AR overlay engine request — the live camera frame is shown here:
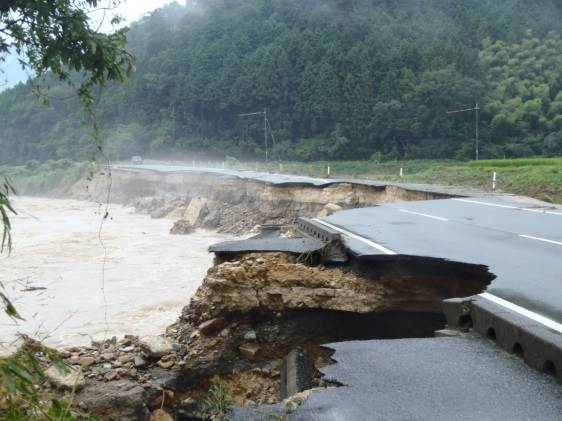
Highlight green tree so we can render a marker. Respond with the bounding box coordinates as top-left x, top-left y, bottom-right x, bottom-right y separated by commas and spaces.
0, 0, 134, 251
480, 31, 562, 156
1, 0, 562, 164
